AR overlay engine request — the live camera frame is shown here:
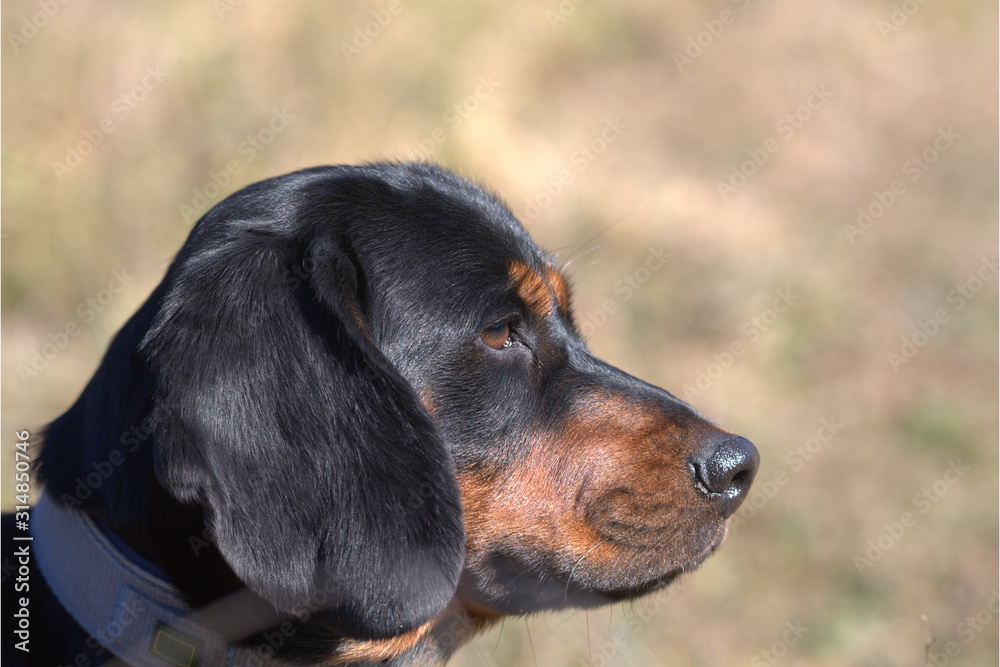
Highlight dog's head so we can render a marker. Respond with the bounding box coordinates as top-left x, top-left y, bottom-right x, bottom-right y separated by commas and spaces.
39, 162, 757, 662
